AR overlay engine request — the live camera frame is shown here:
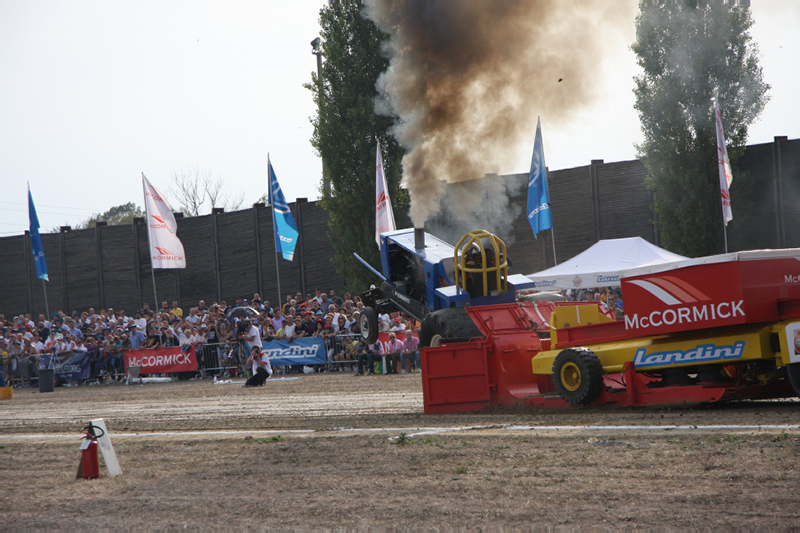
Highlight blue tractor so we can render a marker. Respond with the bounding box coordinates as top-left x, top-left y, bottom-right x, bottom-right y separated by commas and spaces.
355, 227, 537, 346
